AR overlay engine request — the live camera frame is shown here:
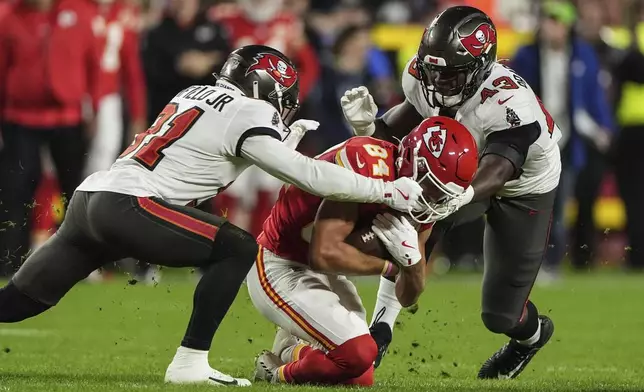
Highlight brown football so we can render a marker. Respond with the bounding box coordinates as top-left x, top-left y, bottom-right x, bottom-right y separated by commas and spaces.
344, 222, 392, 260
